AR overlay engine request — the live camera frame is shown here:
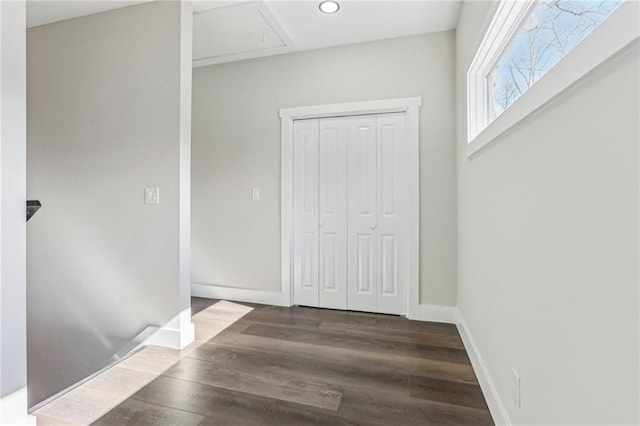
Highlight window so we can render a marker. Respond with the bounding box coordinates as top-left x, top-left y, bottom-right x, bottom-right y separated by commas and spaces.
467, 0, 638, 156
489, 1, 623, 119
